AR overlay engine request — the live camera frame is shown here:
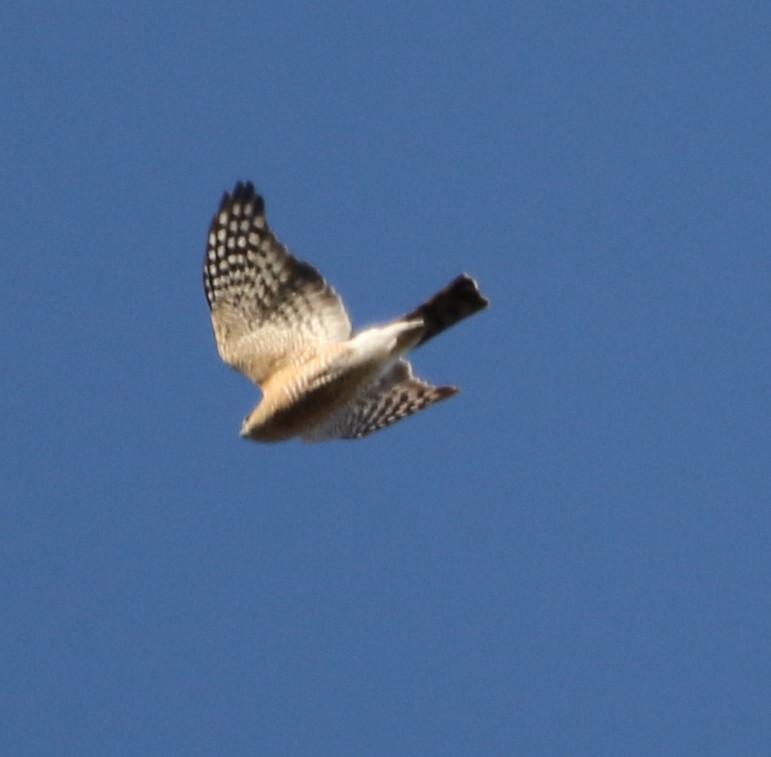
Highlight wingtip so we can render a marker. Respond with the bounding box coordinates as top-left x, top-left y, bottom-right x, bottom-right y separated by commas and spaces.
437, 385, 461, 400
215, 181, 266, 220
